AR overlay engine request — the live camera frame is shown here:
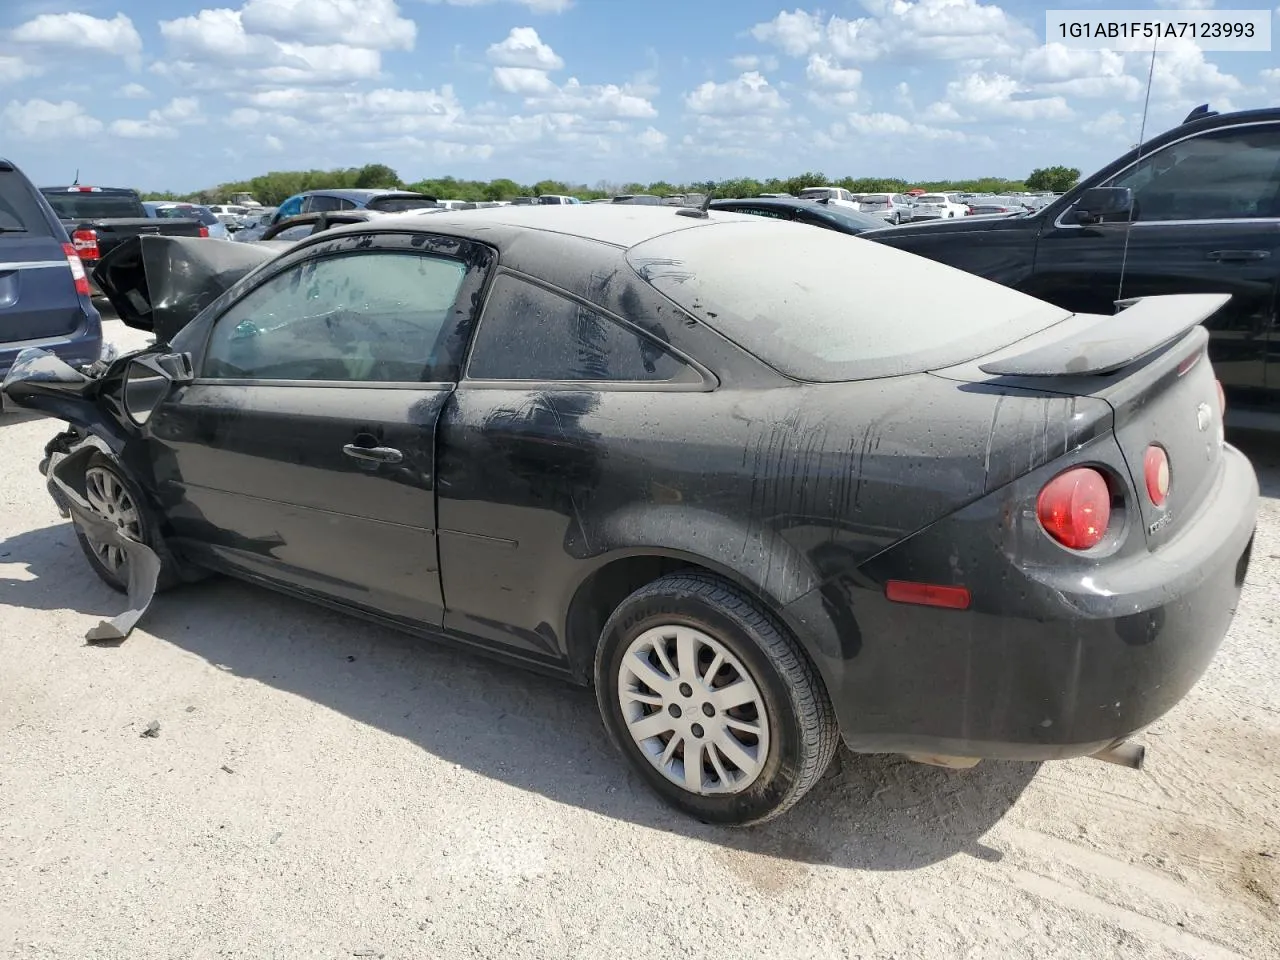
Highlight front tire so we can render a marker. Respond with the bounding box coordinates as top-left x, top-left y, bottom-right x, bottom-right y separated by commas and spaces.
74, 453, 182, 594
595, 573, 838, 826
